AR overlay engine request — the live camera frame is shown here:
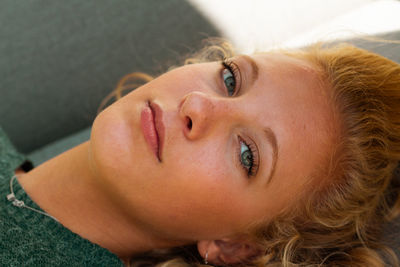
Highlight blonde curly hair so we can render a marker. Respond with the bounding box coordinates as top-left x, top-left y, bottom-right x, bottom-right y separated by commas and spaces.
107, 38, 400, 267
